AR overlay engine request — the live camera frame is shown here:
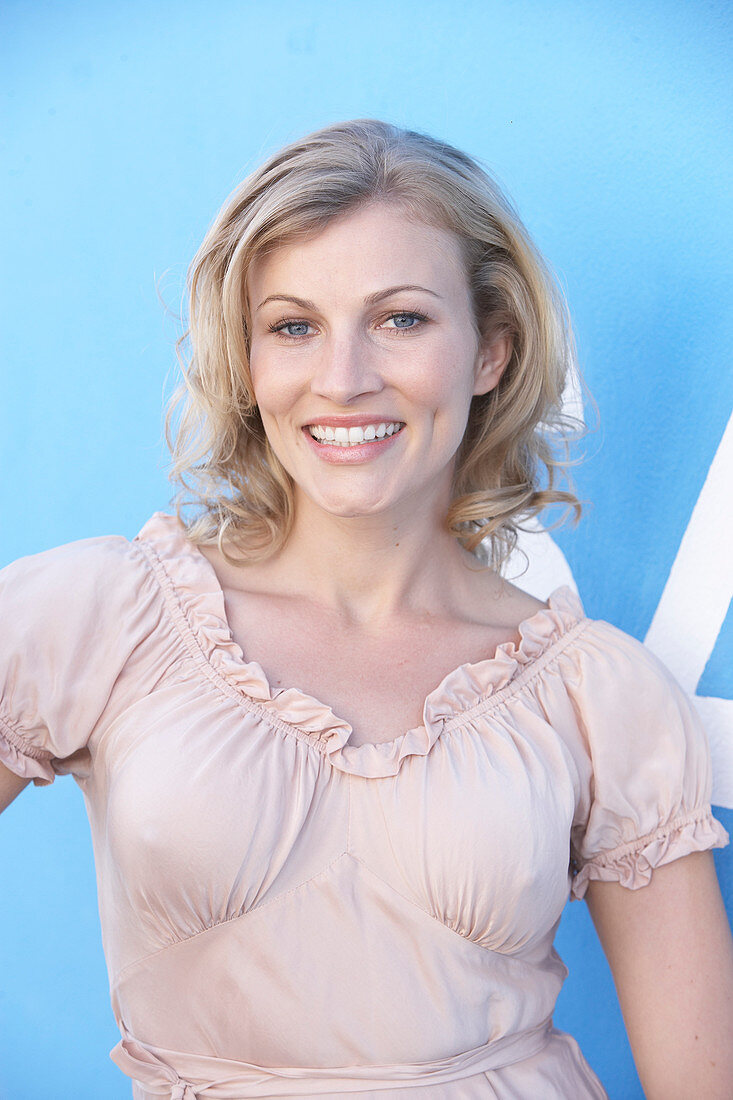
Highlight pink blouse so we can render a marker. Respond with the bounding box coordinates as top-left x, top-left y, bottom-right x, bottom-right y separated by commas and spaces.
0, 512, 727, 1099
